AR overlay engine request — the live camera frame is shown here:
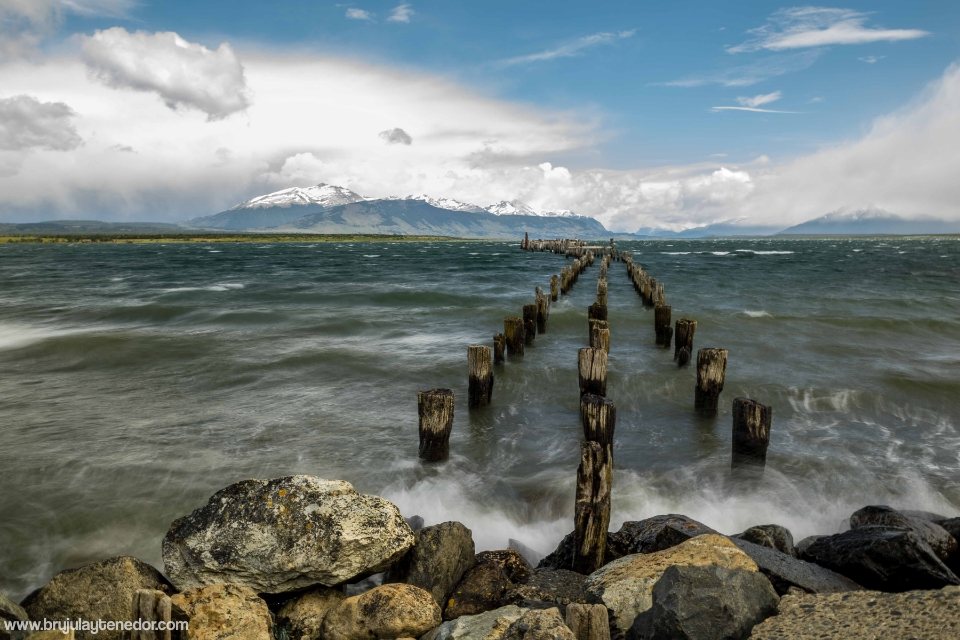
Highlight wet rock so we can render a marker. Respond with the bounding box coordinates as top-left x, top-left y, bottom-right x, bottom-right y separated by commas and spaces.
388, 521, 475, 606
509, 539, 546, 567
1, 592, 28, 640
422, 605, 528, 640
320, 583, 440, 640
794, 535, 825, 557
504, 569, 589, 615
276, 587, 345, 640
850, 505, 958, 564
731, 538, 862, 595
20, 556, 172, 640
629, 565, 778, 640
445, 551, 532, 620
170, 583, 272, 640
584, 534, 758, 635
405, 515, 425, 532
799, 525, 960, 591
162, 476, 414, 592
902, 509, 950, 523
503, 607, 576, 640
736, 525, 795, 557
608, 515, 717, 557
748, 586, 960, 640
941, 517, 960, 542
